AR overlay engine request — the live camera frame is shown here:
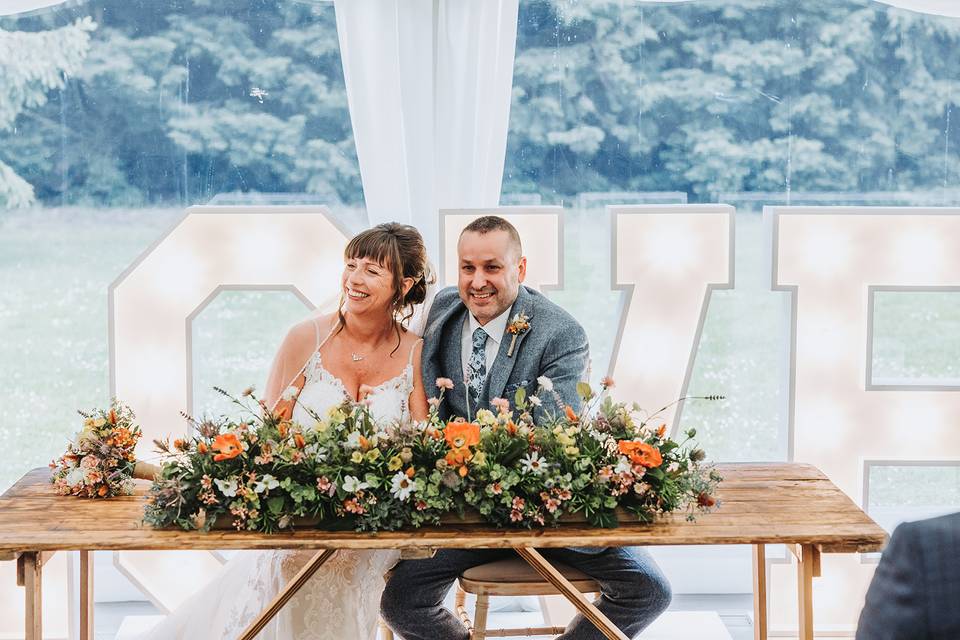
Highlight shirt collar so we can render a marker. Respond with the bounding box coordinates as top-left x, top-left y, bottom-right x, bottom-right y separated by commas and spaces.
468, 305, 512, 345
